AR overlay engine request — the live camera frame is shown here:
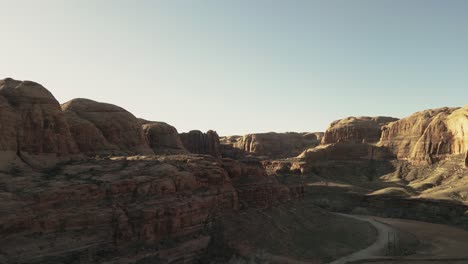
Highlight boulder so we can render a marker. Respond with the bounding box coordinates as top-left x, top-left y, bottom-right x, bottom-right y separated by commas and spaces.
62, 98, 153, 155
